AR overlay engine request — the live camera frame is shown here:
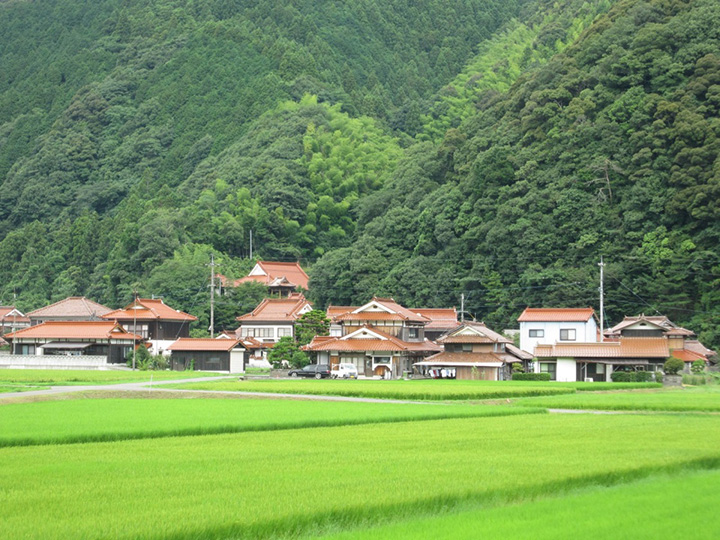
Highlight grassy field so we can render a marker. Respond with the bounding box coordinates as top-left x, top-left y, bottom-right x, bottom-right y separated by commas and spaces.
513, 385, 720, 412
312, 469, 720, 539
162, 378, 635, 400
0, 397, 540, 447
0, 369, 222, 386
2, 414, 720, 539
